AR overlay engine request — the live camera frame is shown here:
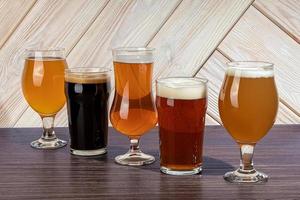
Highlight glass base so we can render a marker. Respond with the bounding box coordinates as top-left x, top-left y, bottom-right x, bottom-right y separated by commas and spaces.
224, 169, 268, 183
115, 151, 155, 166
31, 137, 67, 149
70, 148, 107, 156
160, 166, 202, 175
